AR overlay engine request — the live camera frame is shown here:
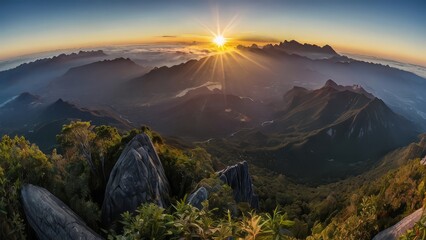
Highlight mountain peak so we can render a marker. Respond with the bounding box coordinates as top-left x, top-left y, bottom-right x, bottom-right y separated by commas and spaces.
16, 92, 40, 102
324, 79, 339, 88
63, 57, 142, 77
250, 44, 259, 49
322, 45, 334, 52
281, 40, 300, 45
7, 50, 107, 72
77, 50, 105, 56
320, 79, 375, 99
52, 98, 71, 107
0, 92, 42, 110
279, 40, 338, 57
235, 40, 338, 59
54, 50, 106, 61
107, 57, 133, 63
